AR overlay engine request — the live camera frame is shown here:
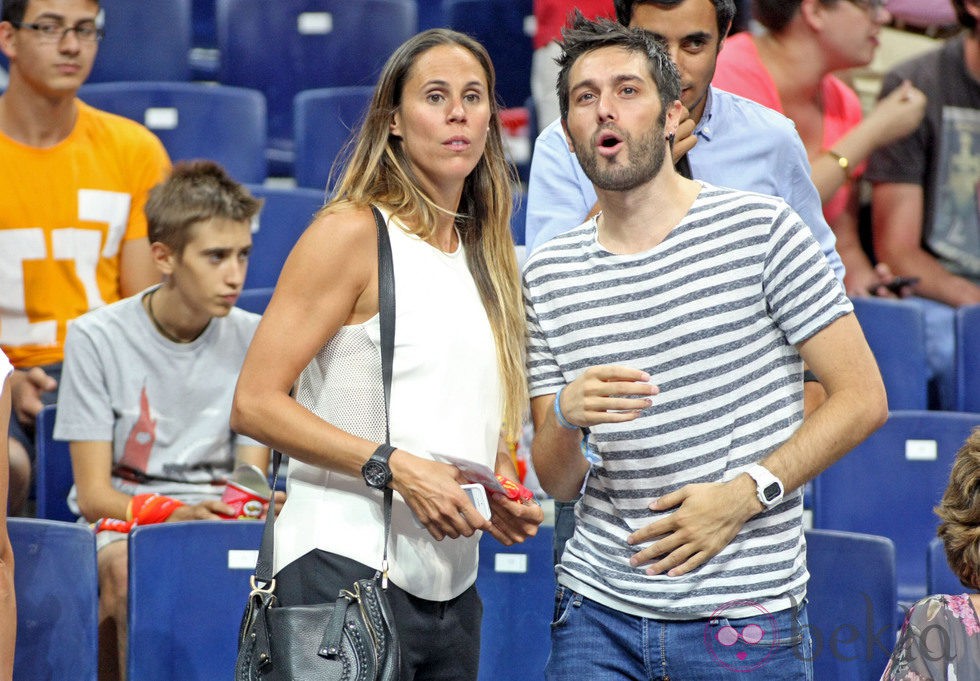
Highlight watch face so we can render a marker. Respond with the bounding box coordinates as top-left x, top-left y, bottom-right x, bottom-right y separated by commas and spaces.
363, 460, 390, 488
763, 481, 781, 502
